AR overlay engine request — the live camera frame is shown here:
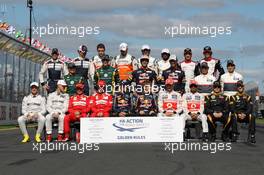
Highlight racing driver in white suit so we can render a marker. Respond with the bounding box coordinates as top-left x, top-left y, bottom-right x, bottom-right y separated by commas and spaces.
182, 80, 208, 141
158, 78, 183, 117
